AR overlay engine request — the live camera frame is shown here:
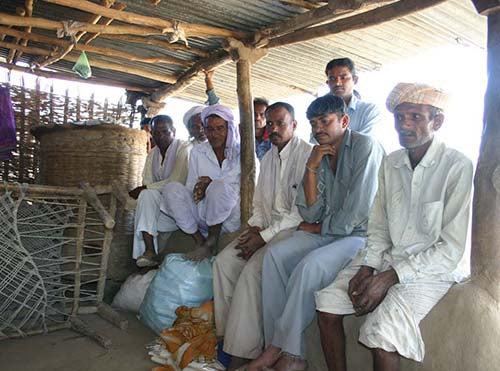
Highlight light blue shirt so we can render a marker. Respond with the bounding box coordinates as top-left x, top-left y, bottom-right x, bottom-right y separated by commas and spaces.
345, 94, 381, 136
296, 129, 385, 238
